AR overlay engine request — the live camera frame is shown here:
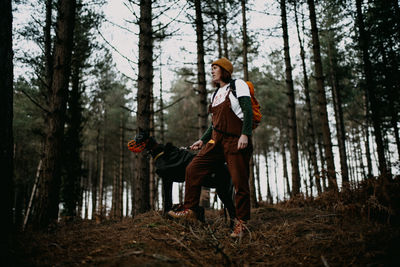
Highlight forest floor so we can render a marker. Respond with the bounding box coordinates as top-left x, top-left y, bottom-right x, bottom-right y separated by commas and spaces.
11, 178, 400, 266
